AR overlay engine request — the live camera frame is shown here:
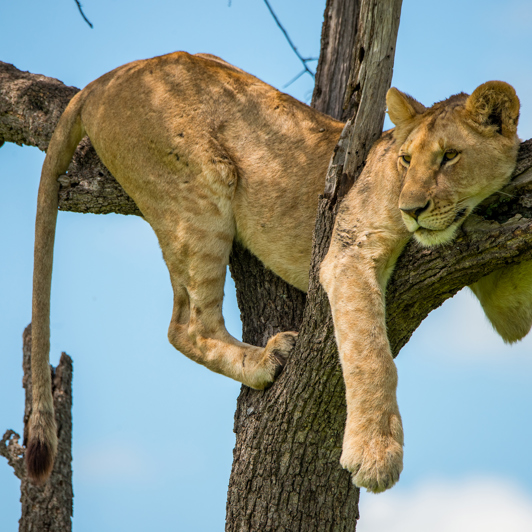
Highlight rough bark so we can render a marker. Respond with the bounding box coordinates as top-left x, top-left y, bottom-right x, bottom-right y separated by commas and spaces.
0, 62, 139, 216
2, 4, 532, 527
312, 0, 360, 121
0, 325, 73, 532
226, 2, 404, 530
